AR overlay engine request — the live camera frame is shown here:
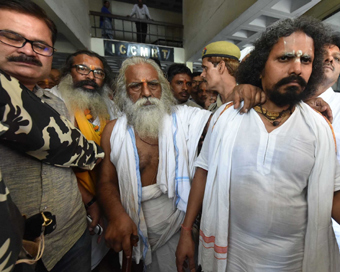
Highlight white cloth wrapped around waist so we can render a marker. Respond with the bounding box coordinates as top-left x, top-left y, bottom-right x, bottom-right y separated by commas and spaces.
141, 184, 184, 251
